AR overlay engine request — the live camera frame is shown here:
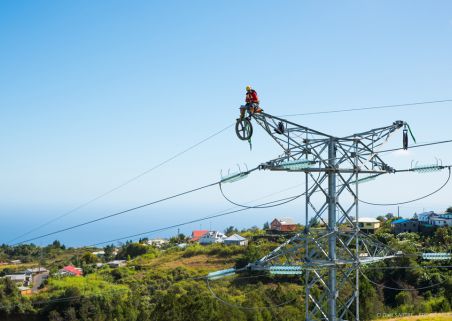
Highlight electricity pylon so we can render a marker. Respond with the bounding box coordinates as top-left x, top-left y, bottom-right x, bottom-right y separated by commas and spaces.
215, 112, 408, 321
